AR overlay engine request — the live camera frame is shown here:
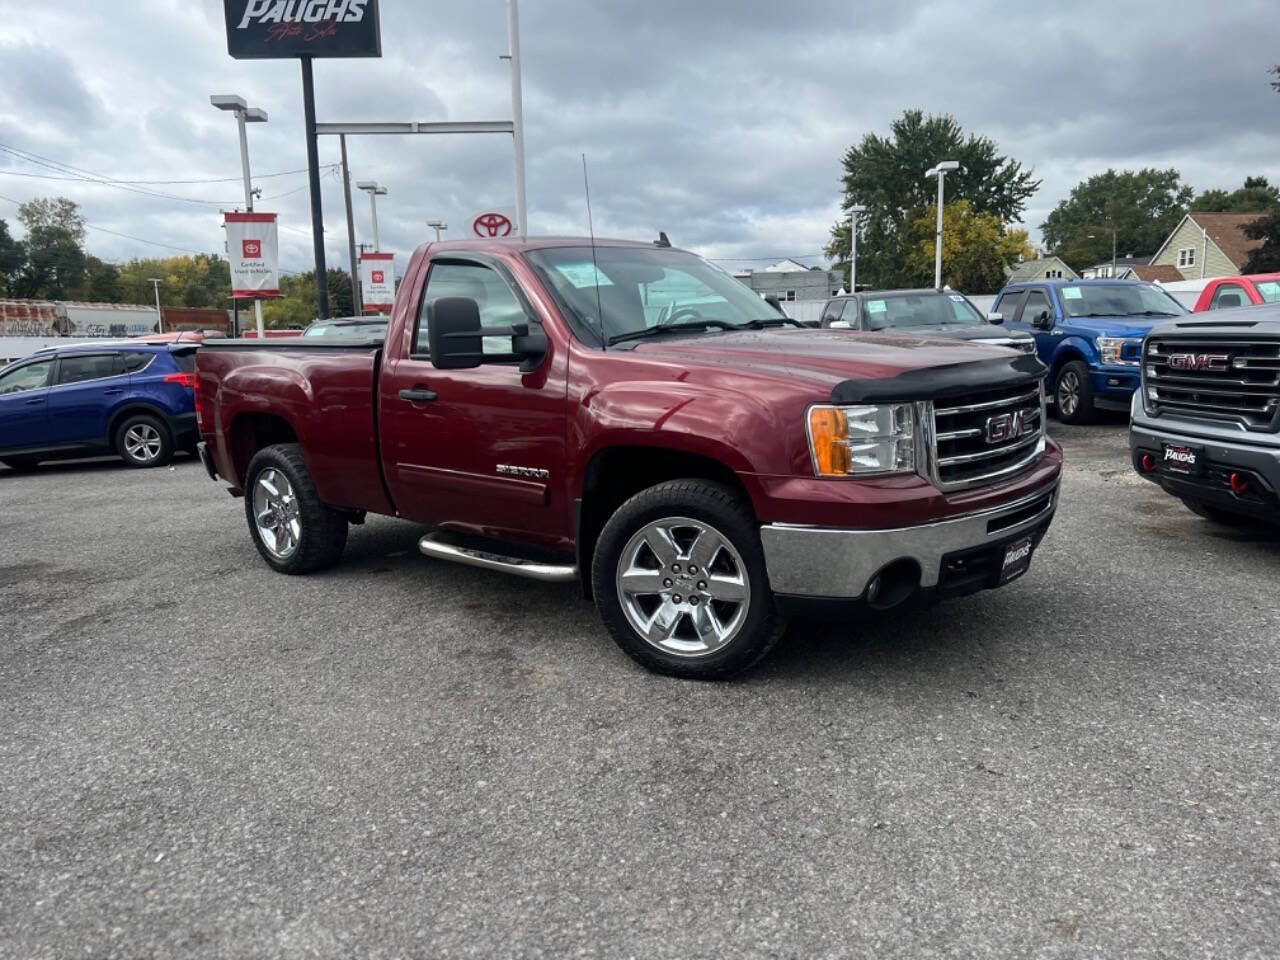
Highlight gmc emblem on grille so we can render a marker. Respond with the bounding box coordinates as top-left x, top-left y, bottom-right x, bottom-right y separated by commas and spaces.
1168, 353, 1229, 372
985, 410, 1029, 444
